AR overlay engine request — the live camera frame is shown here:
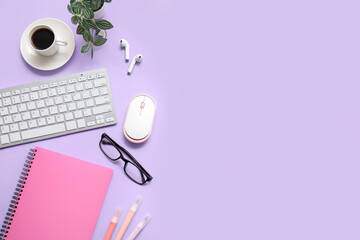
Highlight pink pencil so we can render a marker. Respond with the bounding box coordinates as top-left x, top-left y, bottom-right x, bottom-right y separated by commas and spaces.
114, 196, 142, 240
104, 207, 122, 240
